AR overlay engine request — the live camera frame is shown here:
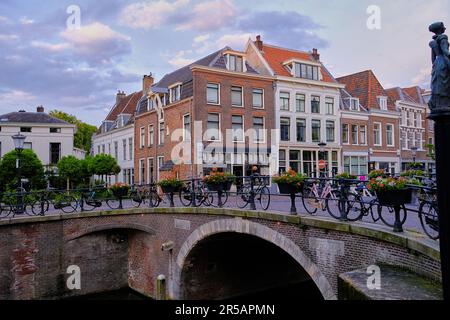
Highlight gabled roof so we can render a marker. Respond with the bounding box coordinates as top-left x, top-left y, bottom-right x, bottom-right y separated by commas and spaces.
385, 87, 417, 105
339, 88, 368, 112
256, 43, 336, 83
336, 70, 396, 111
0, 111, 70, 125
402, 86, 426, 105
105, 91, 142, 122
